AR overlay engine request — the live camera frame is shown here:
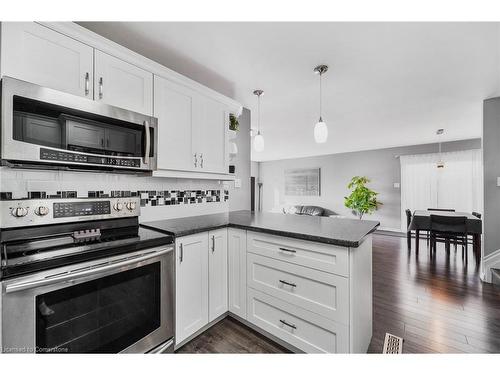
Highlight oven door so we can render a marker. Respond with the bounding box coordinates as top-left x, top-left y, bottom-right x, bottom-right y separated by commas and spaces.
1, 76, 157, 172
0, 246, 173, 353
